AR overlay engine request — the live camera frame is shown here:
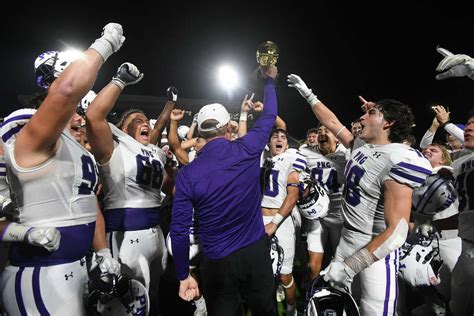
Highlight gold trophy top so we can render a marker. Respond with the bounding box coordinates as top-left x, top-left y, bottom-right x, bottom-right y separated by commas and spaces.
256, 41, 279, 67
